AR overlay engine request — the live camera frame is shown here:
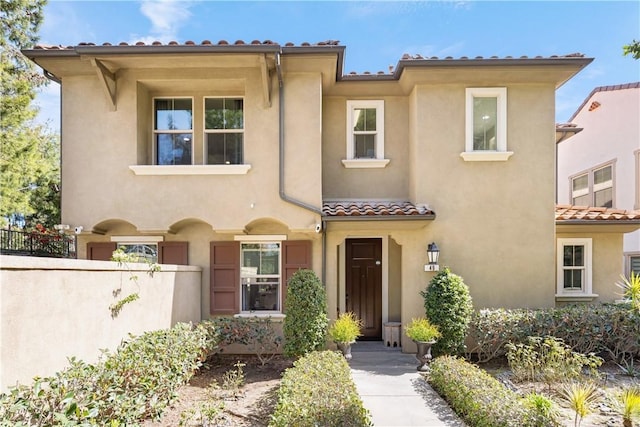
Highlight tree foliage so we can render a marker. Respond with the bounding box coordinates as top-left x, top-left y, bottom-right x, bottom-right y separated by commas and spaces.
623, 39, 640, 60
1, 0, 60, 228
